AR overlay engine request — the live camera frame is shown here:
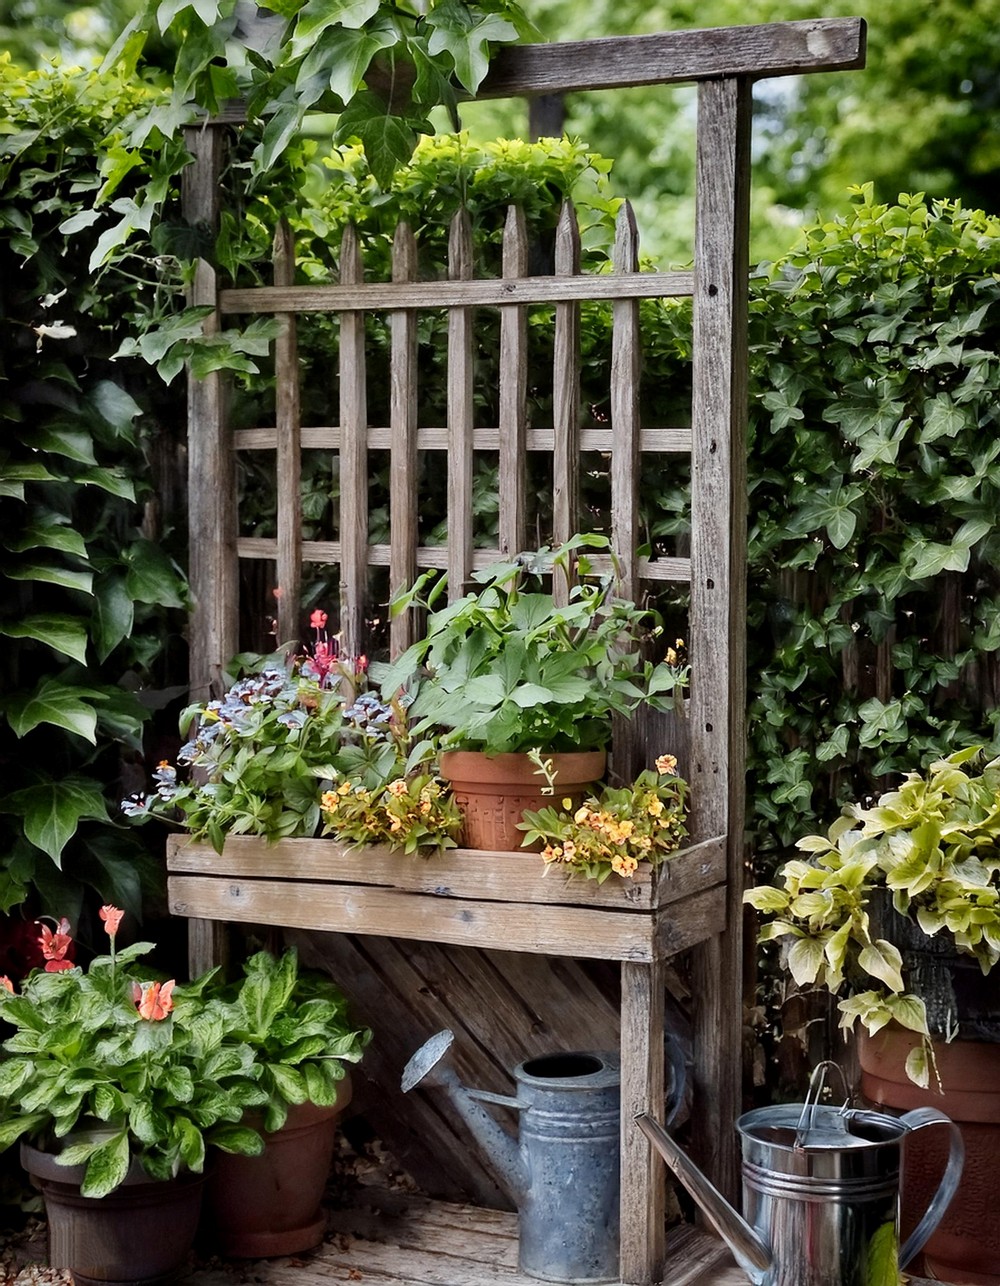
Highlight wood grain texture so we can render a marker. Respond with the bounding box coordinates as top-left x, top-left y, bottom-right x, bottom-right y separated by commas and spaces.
183, 124, 237, 702
236, 425, 693, 454
273, 218, 301, 646
164, 834, 725, 912
499, 206, 528, 556
479, 18, 866, 97
447, 209, 476, 604
338, 225, 369, 658
218, 271, 694, 315
552, 201, 582, 592
687, 76, 752, 1207
611, 202, 641, 603
389, 222, 419, 657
